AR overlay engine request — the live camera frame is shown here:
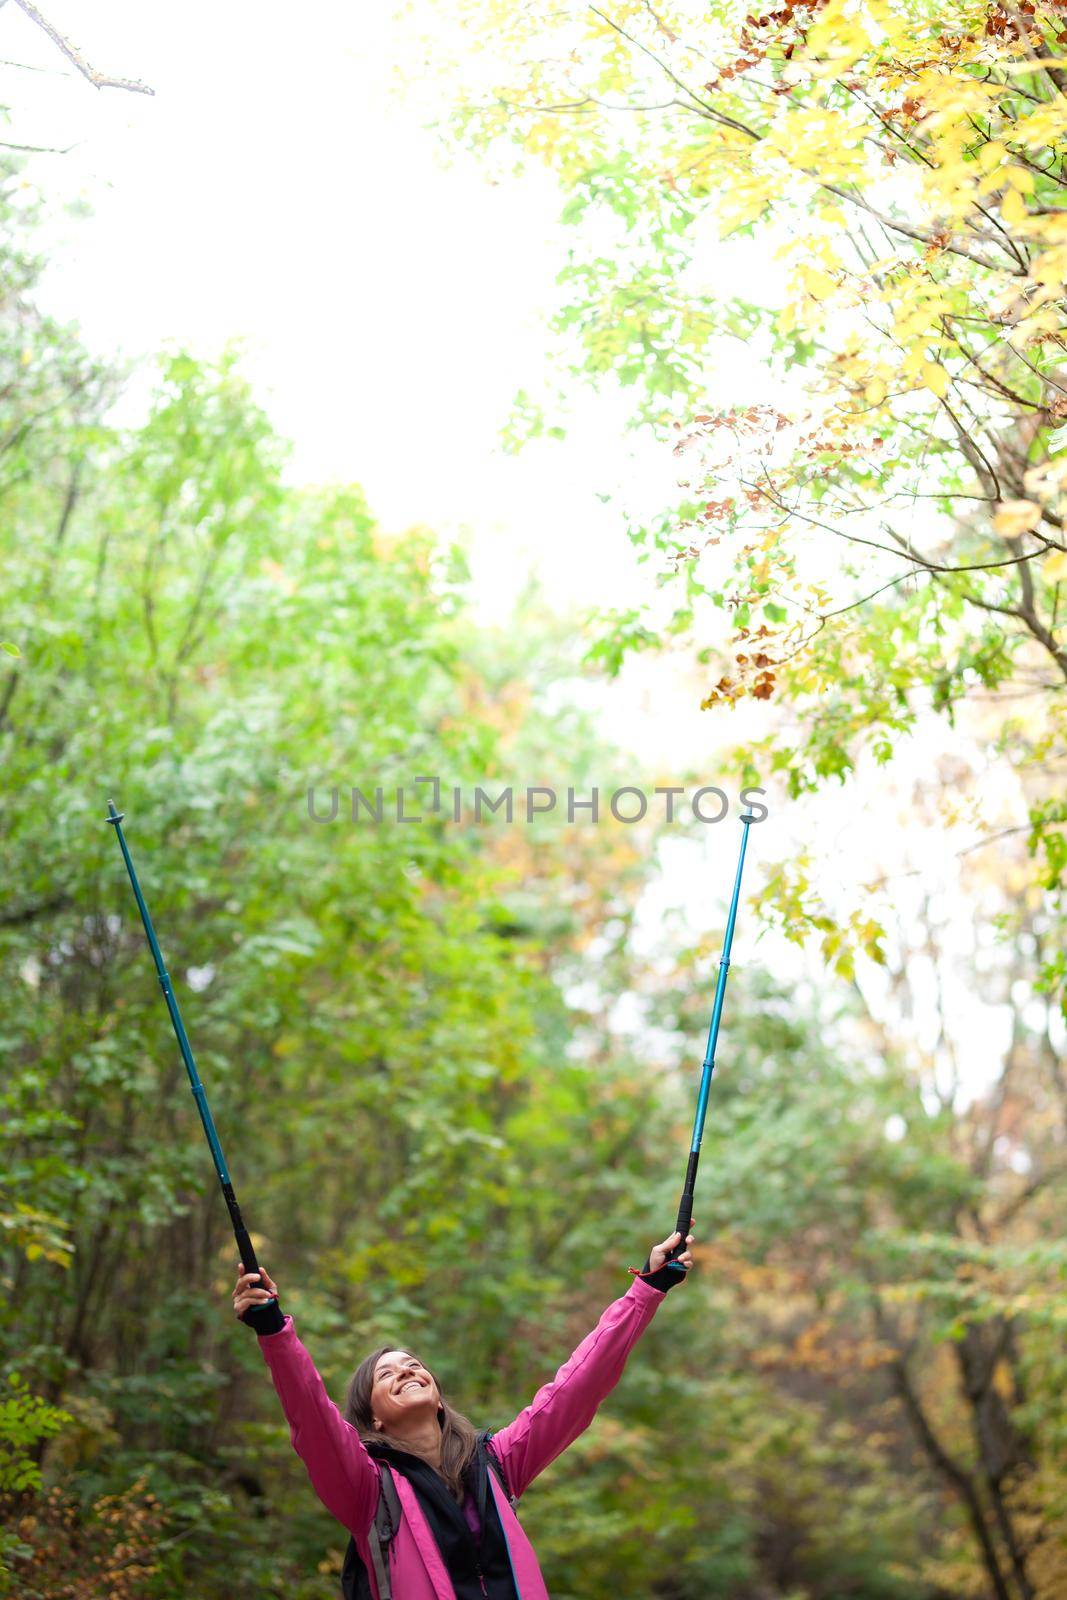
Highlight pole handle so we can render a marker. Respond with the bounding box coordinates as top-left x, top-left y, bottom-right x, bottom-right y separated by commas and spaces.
667, 1149, 700, 1266
234, 1225, 280, 1332
665, 1191, 694, 1268
235, 1226, 260, 1278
